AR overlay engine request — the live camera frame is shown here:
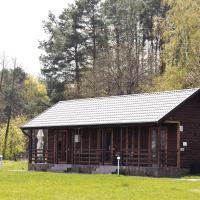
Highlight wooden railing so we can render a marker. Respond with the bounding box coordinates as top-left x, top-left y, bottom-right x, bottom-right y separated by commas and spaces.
122, 149, 152, 167
122, 149, 171, 167
74, 149, 103, 165
31, 148, 171, 167
74, 148, 158, 167
31, 149, 48, 163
